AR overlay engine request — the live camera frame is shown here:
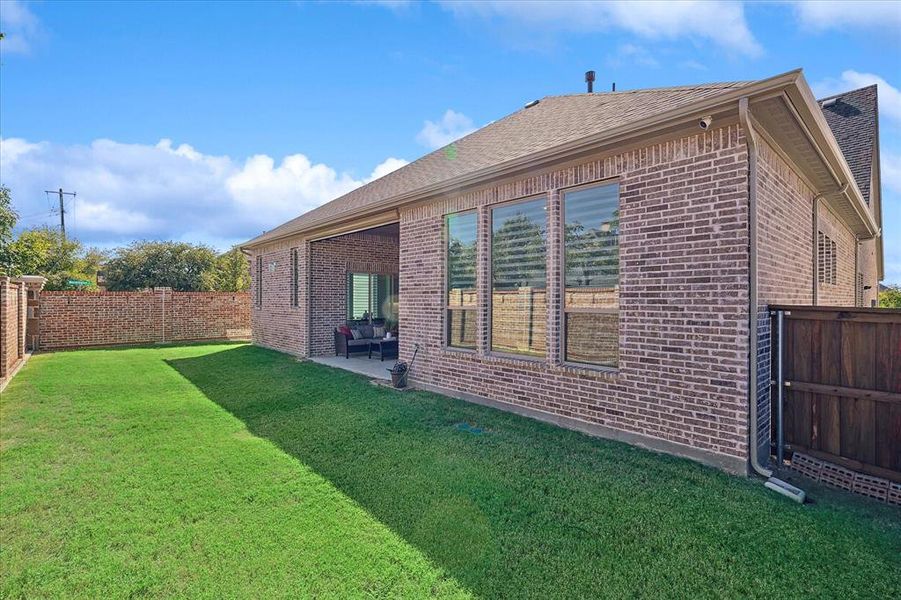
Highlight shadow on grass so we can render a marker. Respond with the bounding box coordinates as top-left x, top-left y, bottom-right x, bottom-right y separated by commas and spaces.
166, 345, 901, 599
